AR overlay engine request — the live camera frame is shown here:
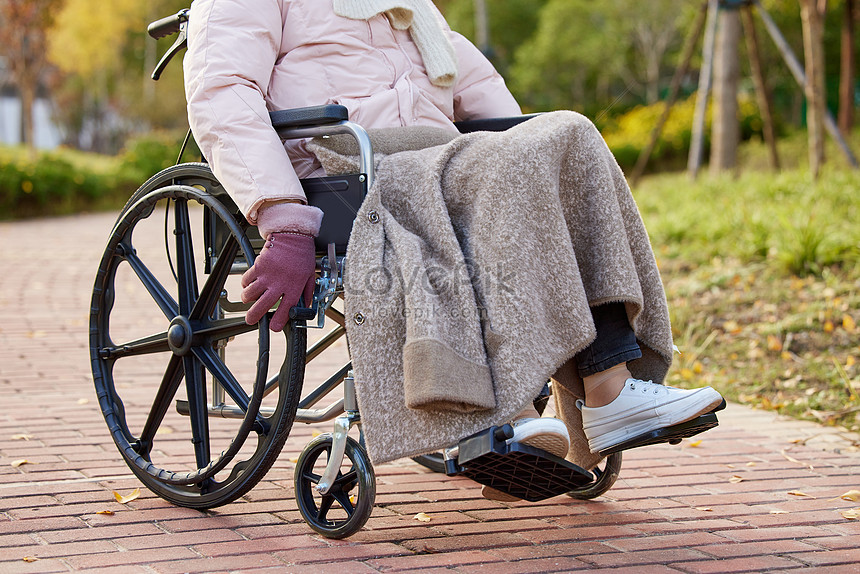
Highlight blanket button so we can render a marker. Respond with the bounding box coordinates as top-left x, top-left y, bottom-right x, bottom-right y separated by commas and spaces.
367, 211, 380, 224
353, 312, 366, 325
